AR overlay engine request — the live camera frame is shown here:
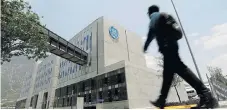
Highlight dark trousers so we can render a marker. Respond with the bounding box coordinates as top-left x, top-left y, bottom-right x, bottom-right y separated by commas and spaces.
159, 47, 208, 100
